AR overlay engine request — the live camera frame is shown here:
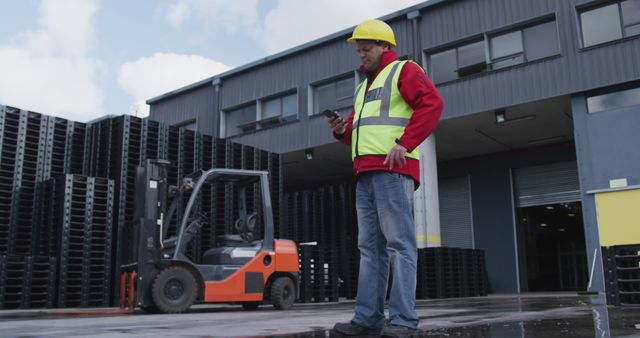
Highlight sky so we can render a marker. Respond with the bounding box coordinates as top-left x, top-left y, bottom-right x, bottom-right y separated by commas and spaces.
0, 0, 426, 122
